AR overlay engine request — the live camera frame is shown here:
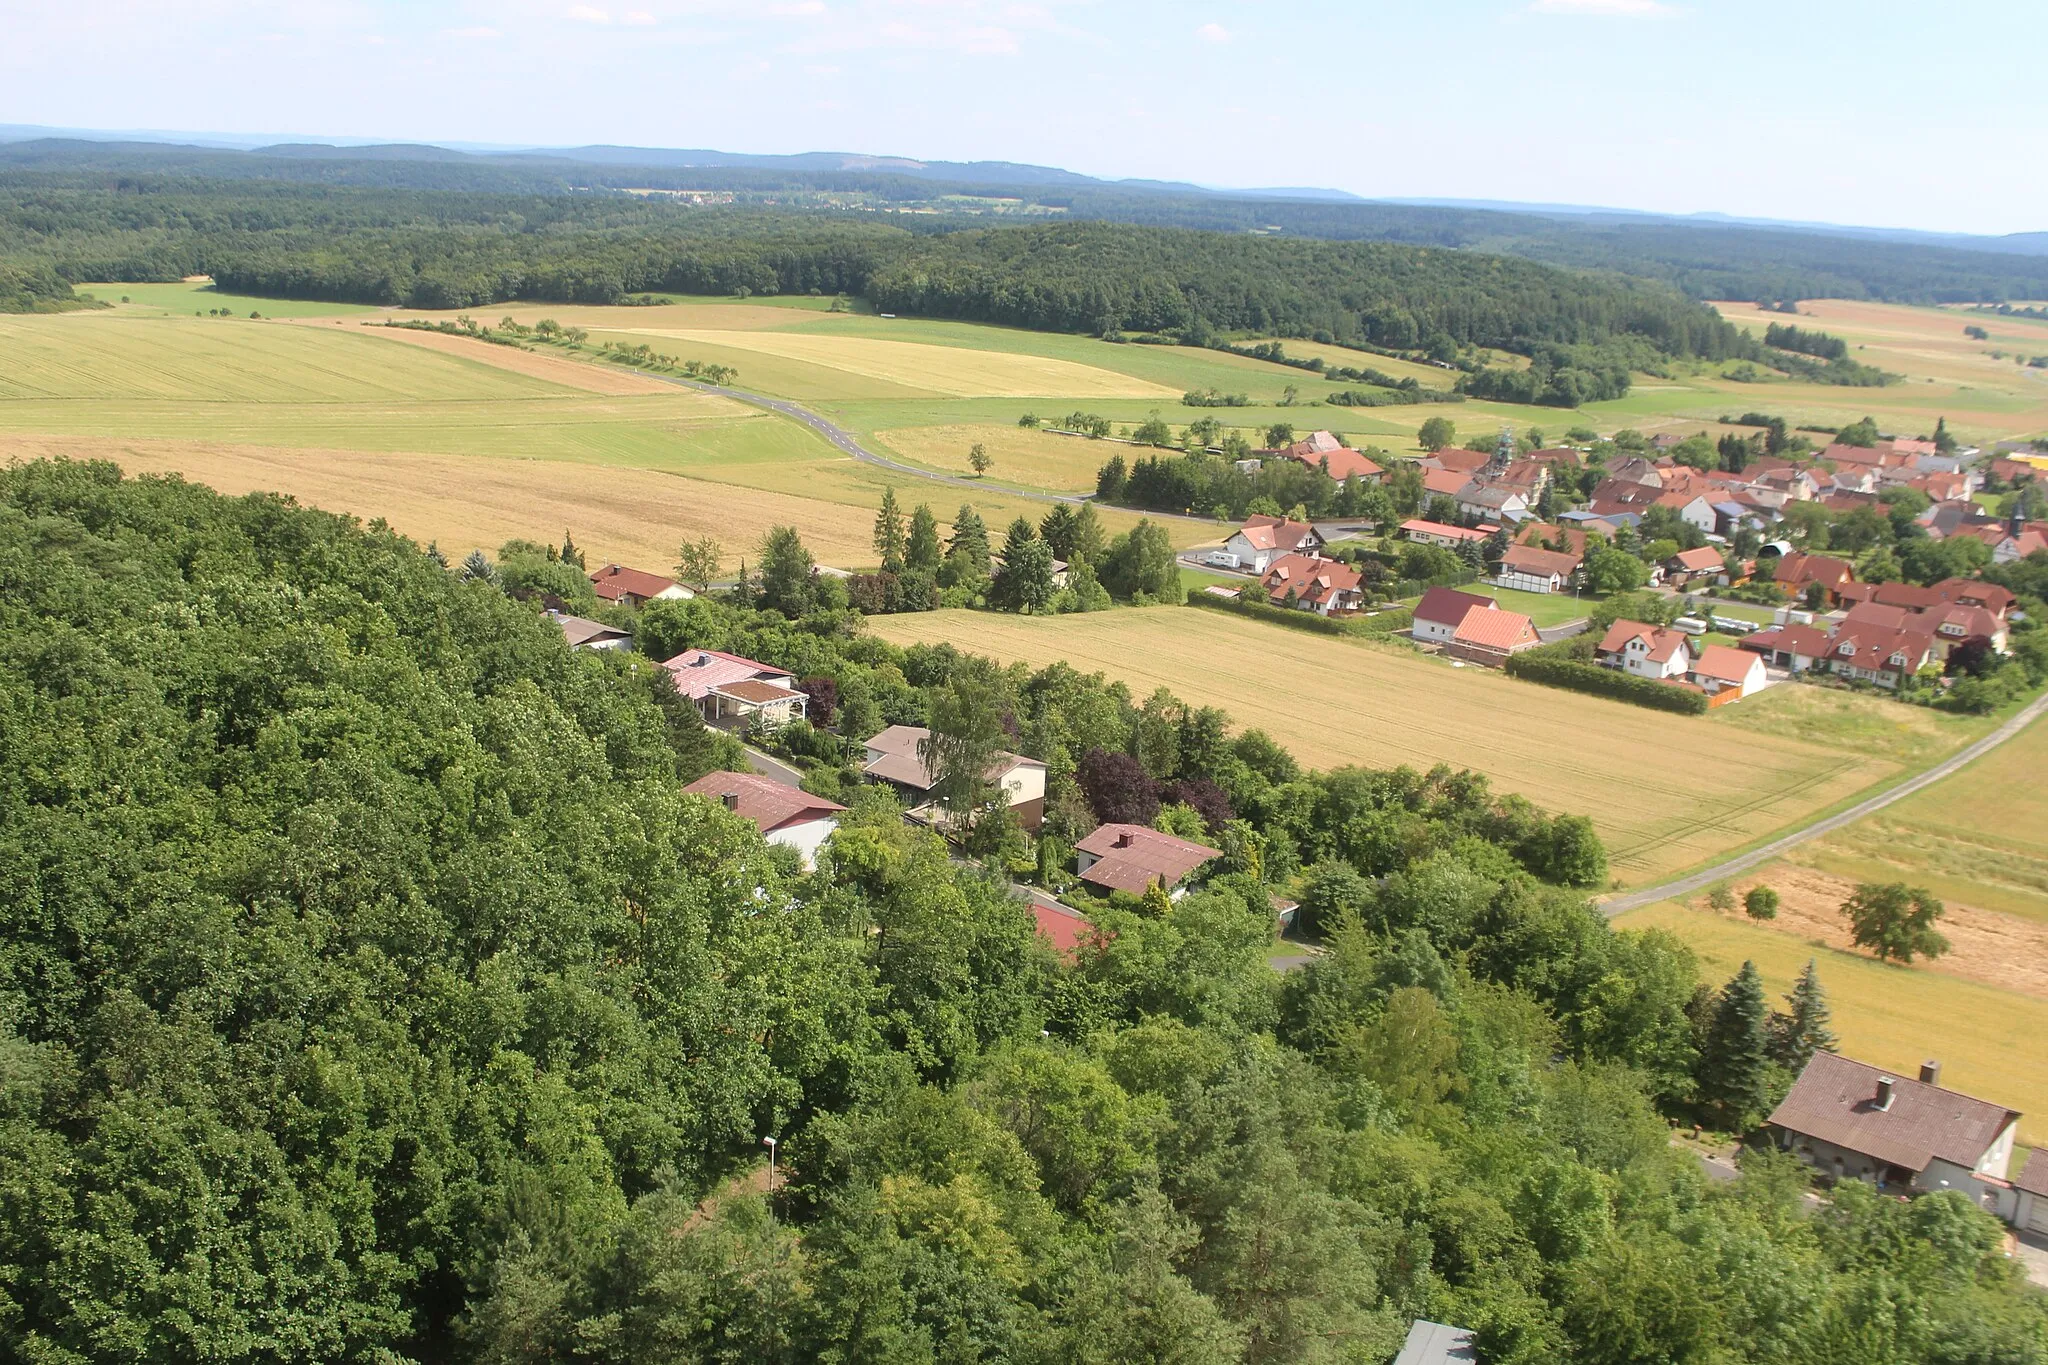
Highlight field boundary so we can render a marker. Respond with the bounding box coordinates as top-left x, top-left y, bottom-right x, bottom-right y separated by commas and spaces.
1600, 690, 2048, 916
